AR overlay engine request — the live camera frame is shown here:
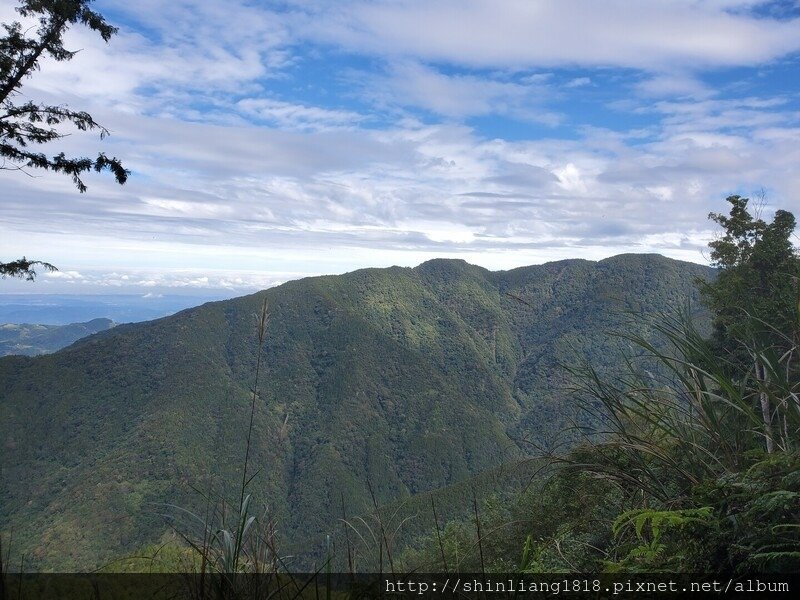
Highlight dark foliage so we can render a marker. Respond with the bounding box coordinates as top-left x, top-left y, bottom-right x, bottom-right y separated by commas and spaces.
1, 1, 129, 280
0, 0, 128, 191
0, 257, 55, 280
